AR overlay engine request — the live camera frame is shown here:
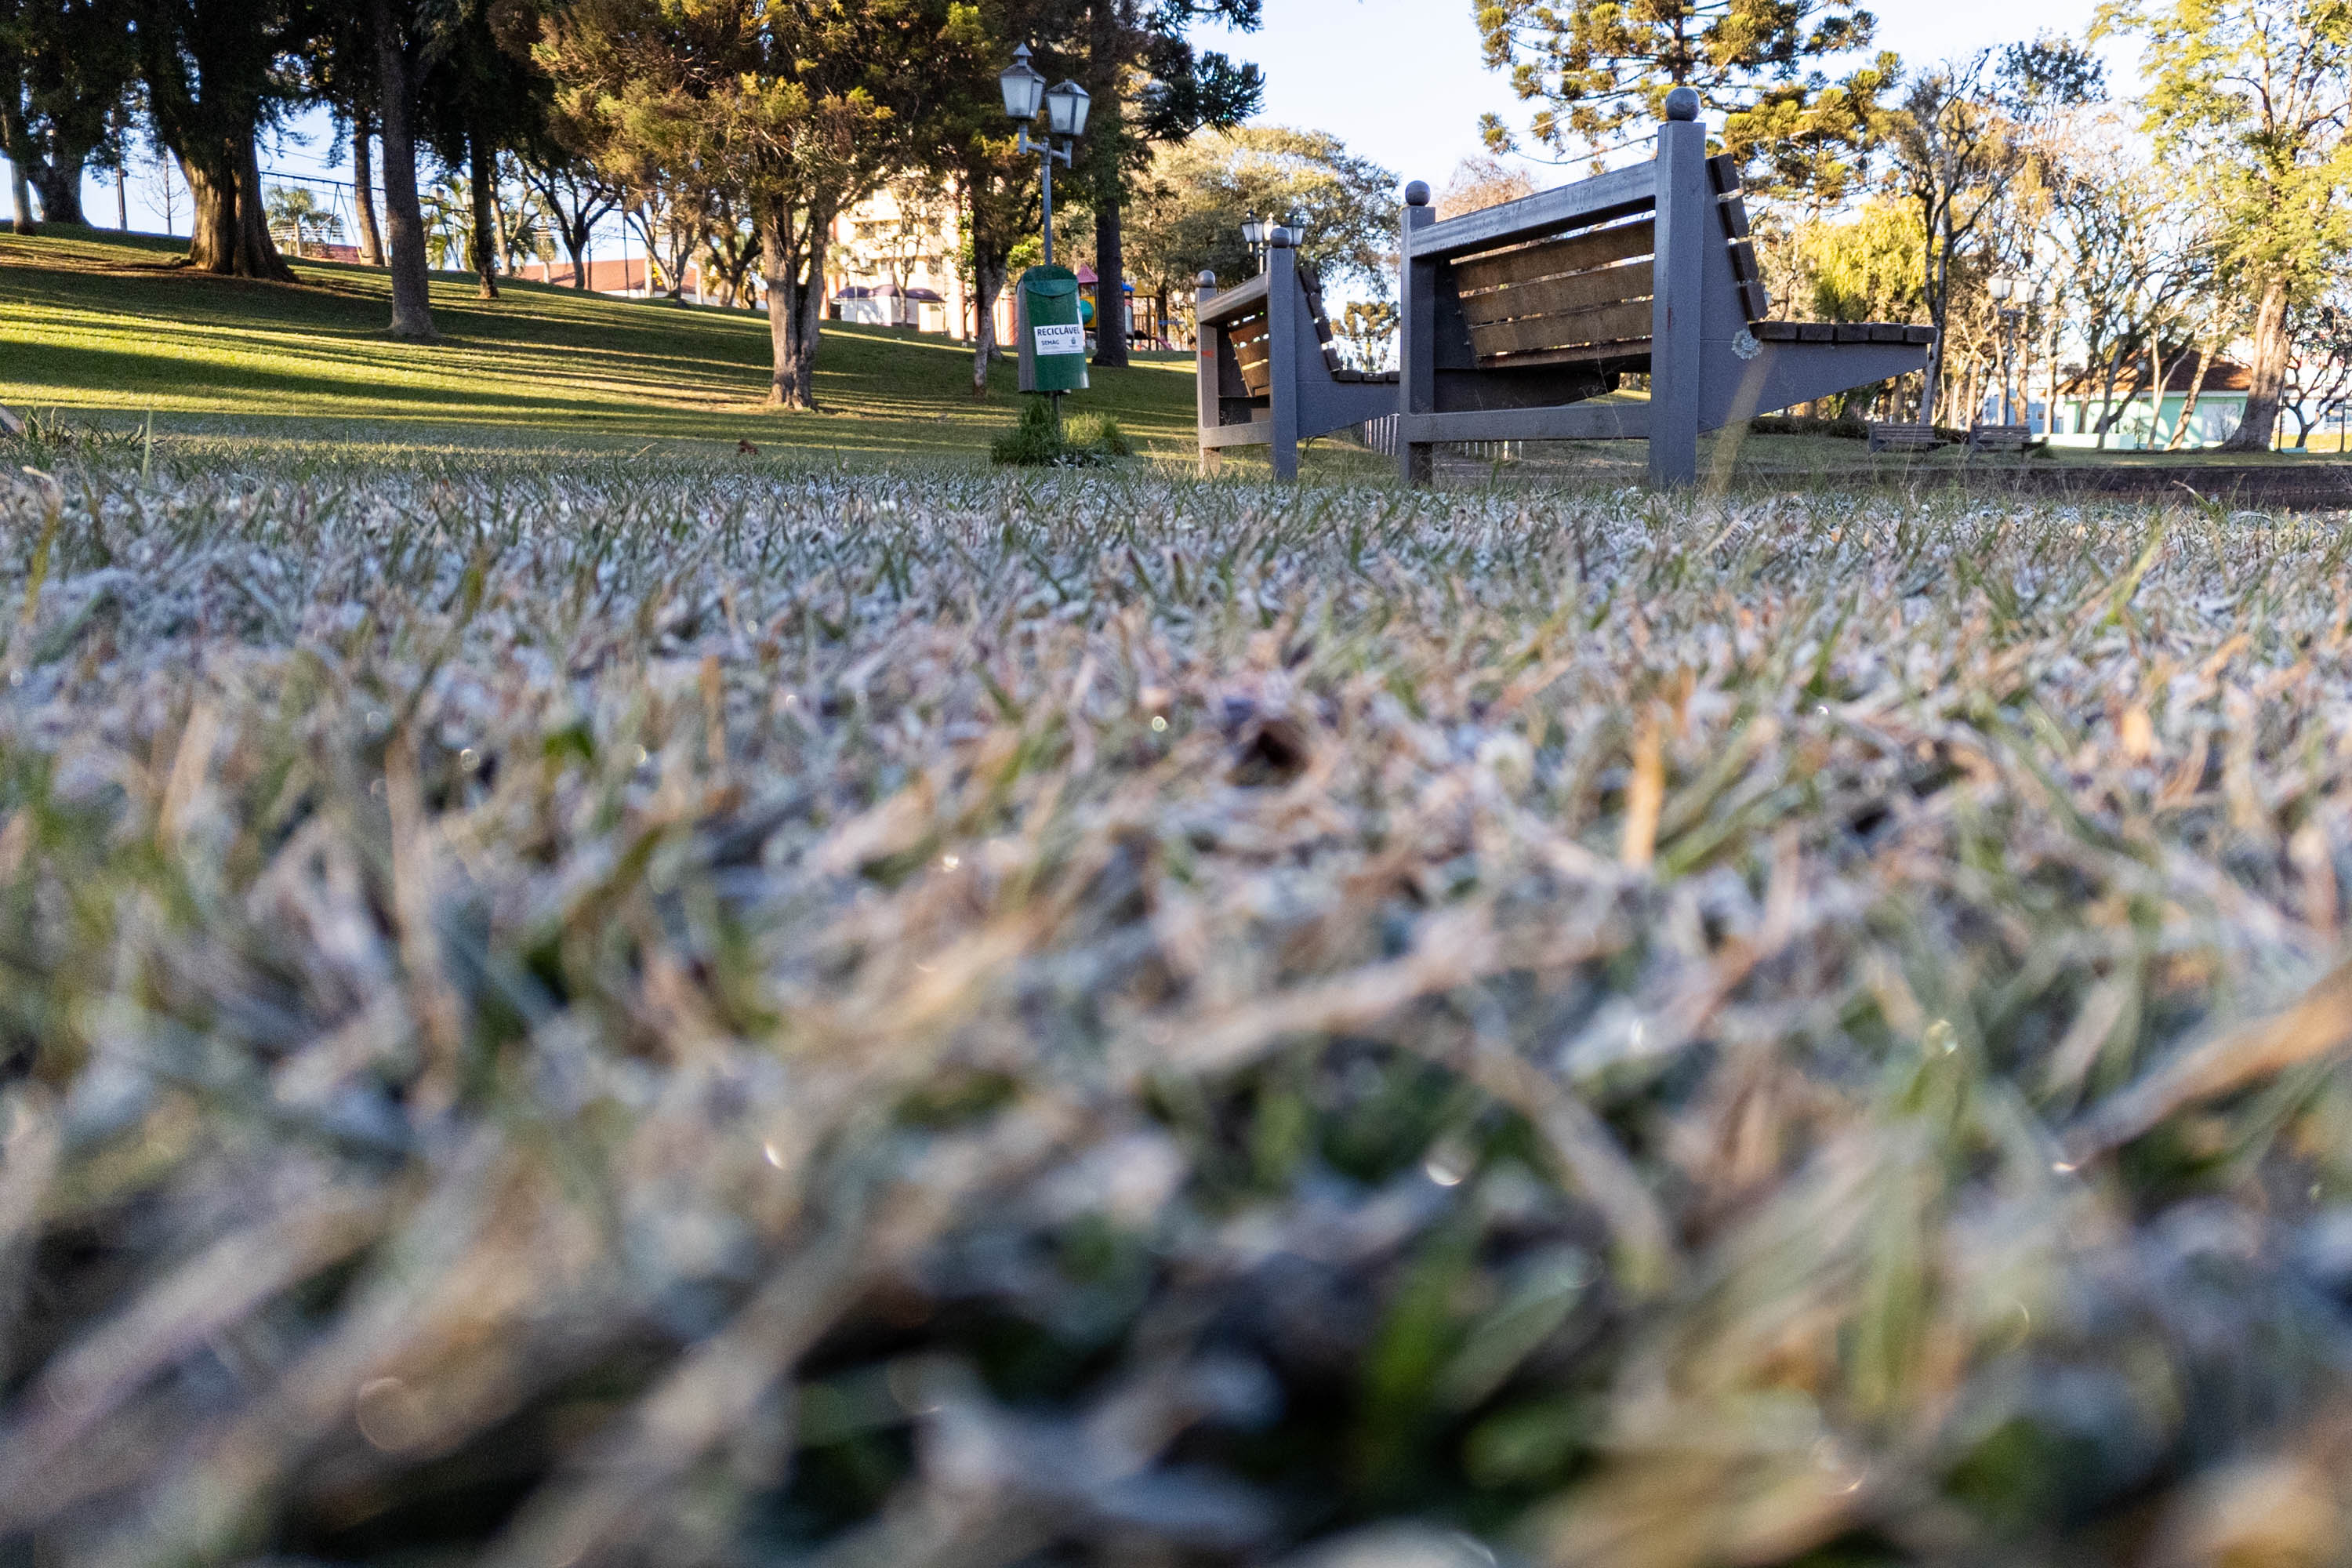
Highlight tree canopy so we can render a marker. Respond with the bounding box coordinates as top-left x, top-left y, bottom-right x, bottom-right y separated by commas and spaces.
2098, 0, 2352, 447
1123, 125, 1399, 305
1474, 0, 1896, 196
